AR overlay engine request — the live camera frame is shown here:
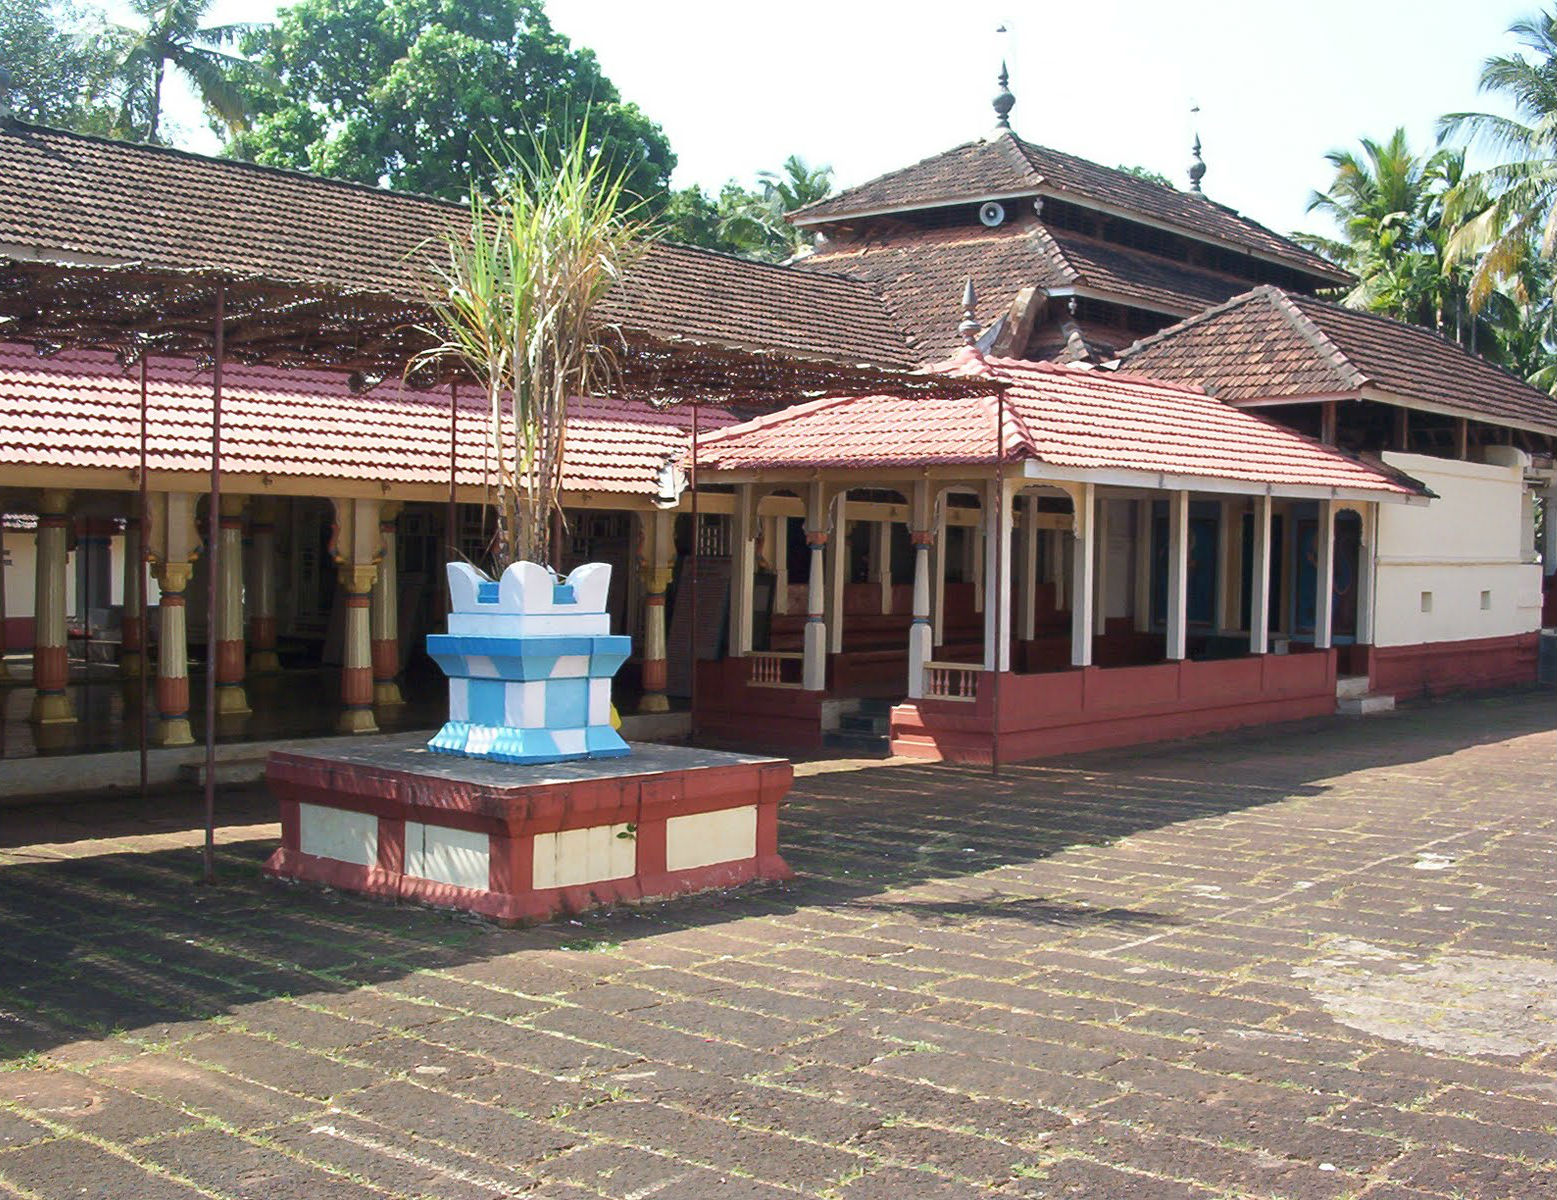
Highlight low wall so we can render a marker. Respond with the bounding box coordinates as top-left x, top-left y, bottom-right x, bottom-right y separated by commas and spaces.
891, 651, 1338, 765
1370, 633, 1540, 700
694, 658, 826, 753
